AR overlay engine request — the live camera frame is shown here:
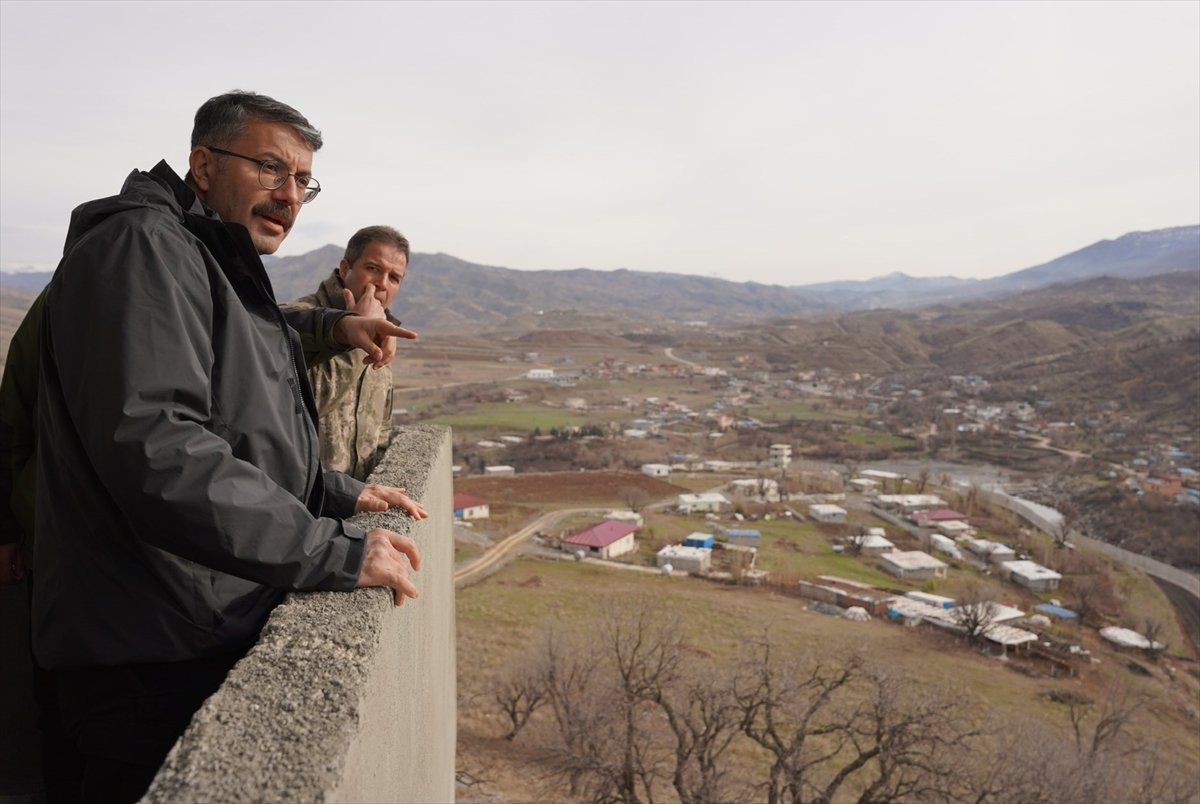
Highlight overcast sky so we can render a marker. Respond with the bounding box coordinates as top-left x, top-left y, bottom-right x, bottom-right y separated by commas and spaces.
1, 1, 1197, 286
